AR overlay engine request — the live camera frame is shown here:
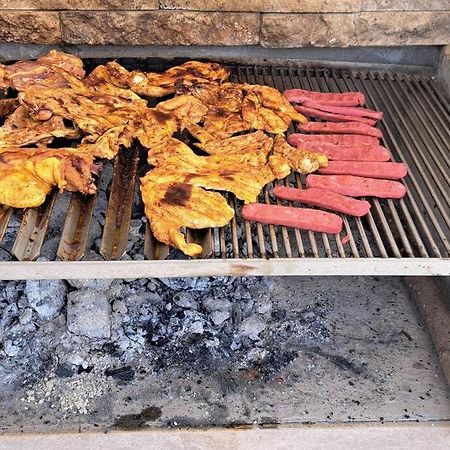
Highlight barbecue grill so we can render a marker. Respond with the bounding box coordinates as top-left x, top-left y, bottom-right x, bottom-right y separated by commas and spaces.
0, 61, 449, 279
